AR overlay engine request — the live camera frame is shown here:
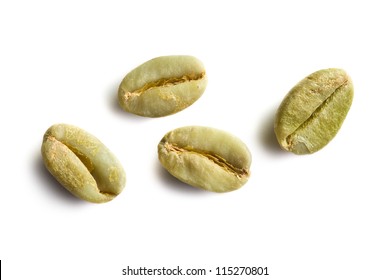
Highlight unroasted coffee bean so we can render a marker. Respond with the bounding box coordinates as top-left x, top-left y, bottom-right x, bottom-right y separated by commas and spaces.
41, 124, 126, 203
158, 126, 251, 192
274, 68, 353, 154
118, 55, 207, 117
